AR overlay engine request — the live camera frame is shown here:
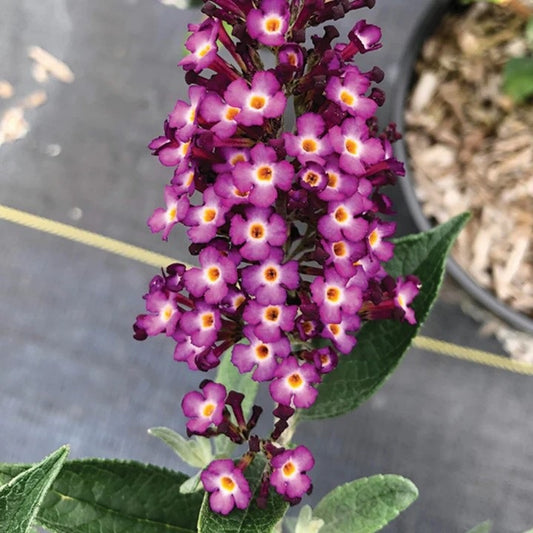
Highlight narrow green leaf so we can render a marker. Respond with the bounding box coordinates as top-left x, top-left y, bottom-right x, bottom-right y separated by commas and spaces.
214, 344, 258, 457
149, 427, 213, 468
197, 455, 288, 533
293, 505, 324, 533
302, 213, 469, 420
0, 445, 69, 533
503, 56, 533, 103
314, 474, 418, 533
0, 460, 203, 533
465, 521, 492, 533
